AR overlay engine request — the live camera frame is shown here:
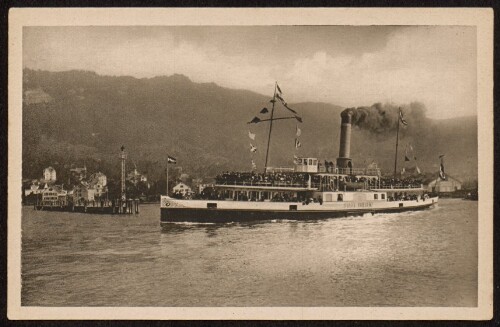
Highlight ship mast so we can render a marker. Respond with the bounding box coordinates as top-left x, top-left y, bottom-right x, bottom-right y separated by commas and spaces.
393, 111, 400, 178
264, 82, 277, 174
